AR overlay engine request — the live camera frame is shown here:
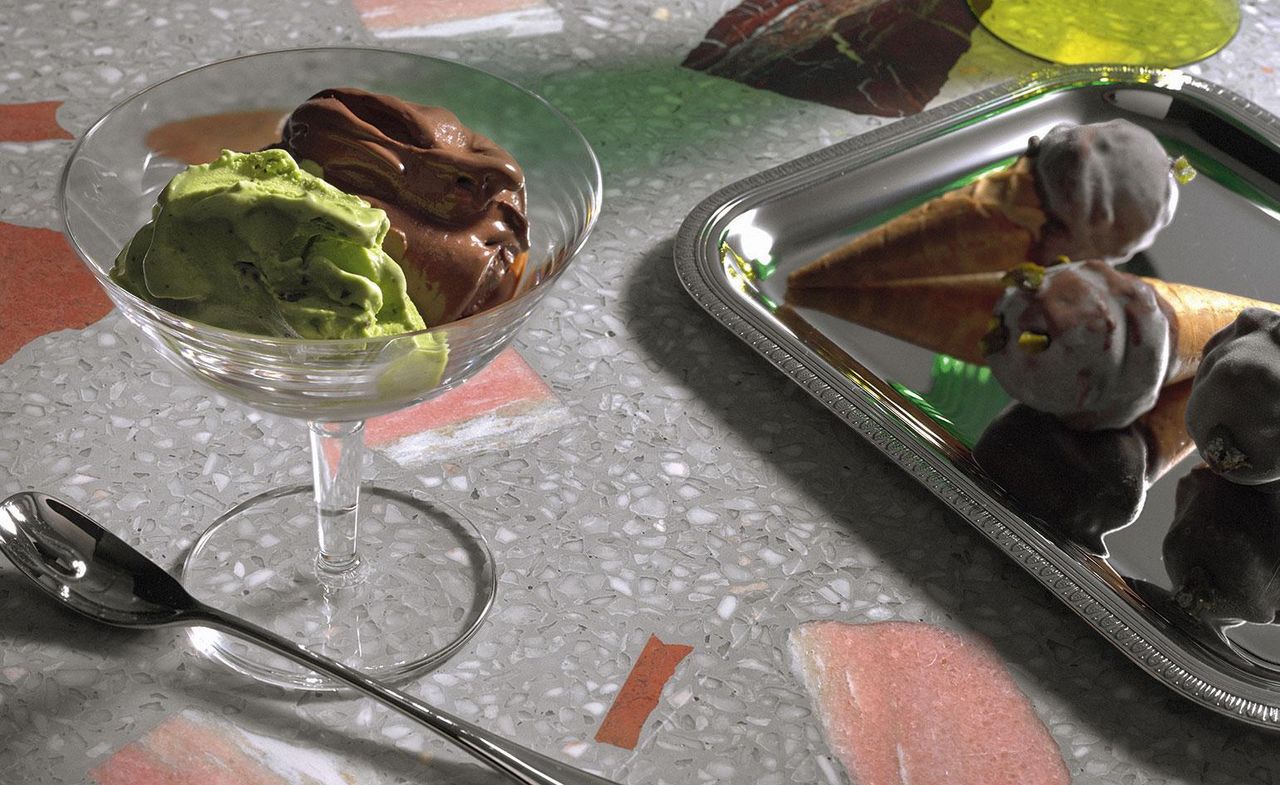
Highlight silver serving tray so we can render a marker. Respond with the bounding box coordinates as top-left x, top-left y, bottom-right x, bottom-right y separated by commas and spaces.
674, 65, 1280, 728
